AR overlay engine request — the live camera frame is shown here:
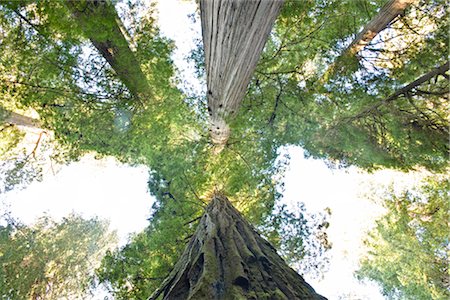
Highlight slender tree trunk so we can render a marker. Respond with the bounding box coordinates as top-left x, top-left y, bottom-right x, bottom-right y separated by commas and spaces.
323, 0, 414, 81
200, 0, 284, 148
350, 61, 449, 119
2, 110, 40, 129
149, 193, 326, 300
66, 0, 151, 100
384, 61, 449, 101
